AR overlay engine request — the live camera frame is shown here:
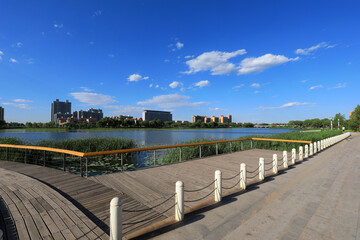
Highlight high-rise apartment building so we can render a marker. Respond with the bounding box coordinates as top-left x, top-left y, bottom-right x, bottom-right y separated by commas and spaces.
143, 110, 172, 121
51, 99, 71, 123
192, 114, 232, 123
0, 106, 4, 121
192, 115, 206, 123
